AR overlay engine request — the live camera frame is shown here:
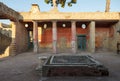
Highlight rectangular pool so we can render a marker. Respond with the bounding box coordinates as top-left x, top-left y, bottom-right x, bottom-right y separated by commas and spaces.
42, 55, 109, 77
